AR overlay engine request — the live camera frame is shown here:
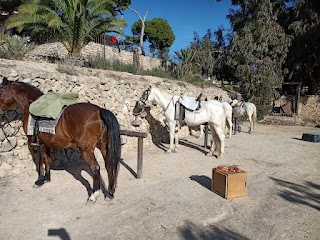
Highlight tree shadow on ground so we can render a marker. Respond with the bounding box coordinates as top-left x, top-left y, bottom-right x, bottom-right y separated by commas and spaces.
178, 220, 250, 240
189, 175, 211, 191
270, 177, 320, 211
